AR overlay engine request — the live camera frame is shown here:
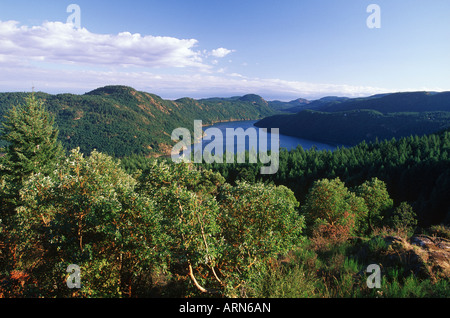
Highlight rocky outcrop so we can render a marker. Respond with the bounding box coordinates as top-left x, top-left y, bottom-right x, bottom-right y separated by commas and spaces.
382, 235, 450, 280
410, 235, 450, 278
